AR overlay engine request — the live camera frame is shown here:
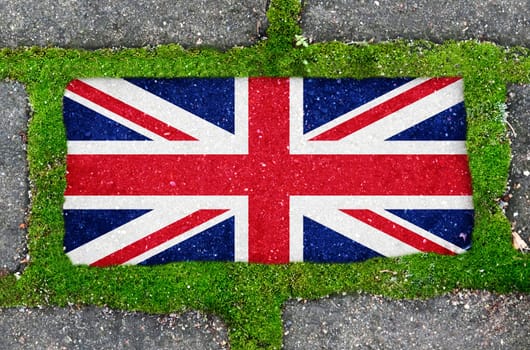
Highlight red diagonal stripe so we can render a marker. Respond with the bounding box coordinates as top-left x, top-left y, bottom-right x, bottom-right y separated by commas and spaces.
90, 209, 228, 267
341, 209, 455, 255
66, 79, 197, 141
310, 77, 461, 141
